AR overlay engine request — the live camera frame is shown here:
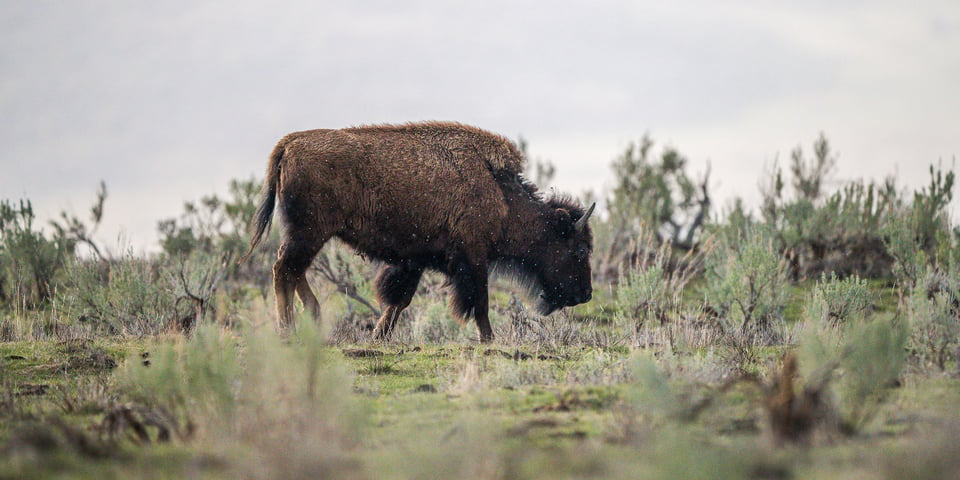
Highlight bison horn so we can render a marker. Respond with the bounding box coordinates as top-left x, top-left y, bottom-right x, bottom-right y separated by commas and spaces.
575, 202, 595, 232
